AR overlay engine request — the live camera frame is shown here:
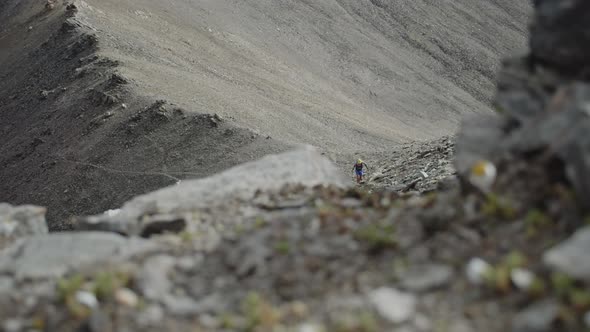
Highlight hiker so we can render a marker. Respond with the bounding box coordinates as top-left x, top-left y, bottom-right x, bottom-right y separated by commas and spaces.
352, 159, 369, 183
